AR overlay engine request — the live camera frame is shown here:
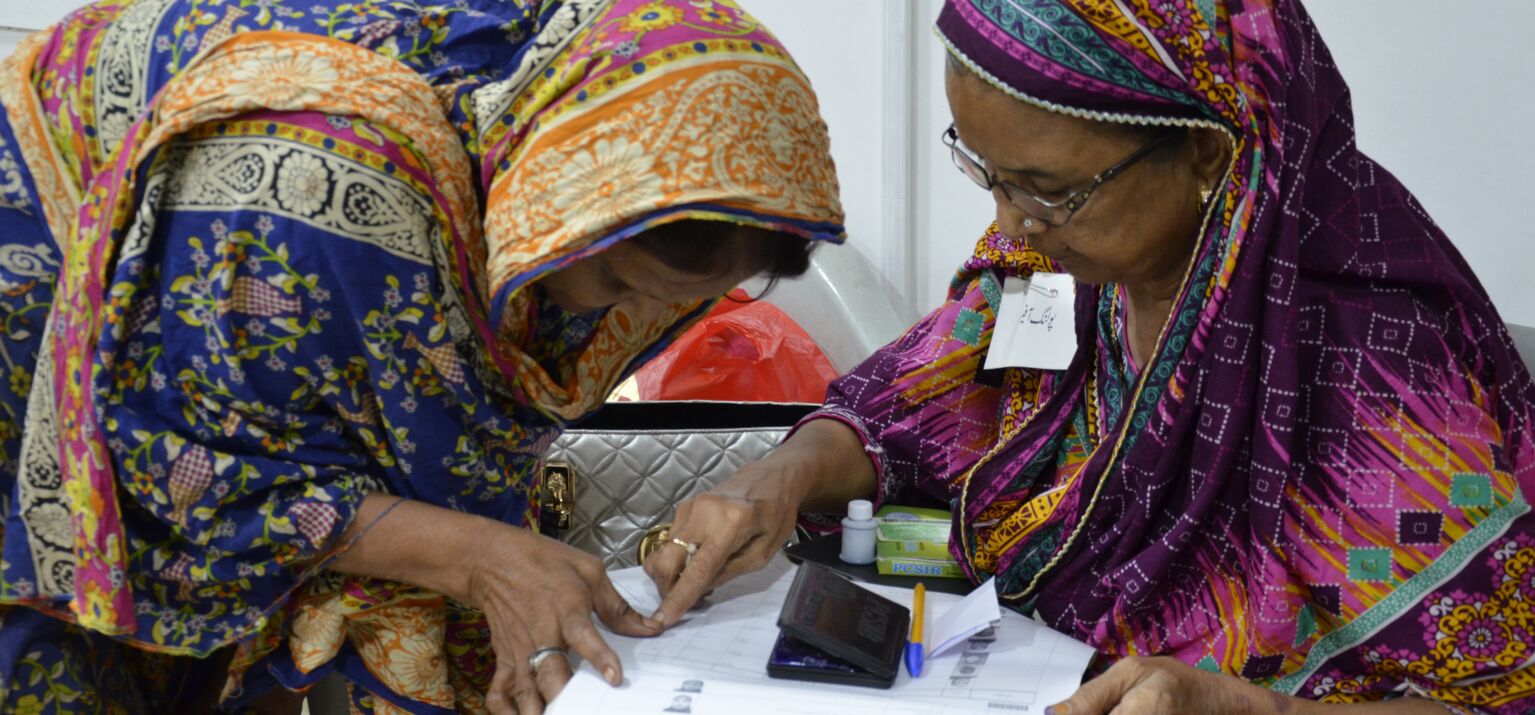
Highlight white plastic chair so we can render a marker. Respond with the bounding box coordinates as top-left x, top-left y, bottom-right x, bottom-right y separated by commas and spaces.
748, 243, 910, 373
